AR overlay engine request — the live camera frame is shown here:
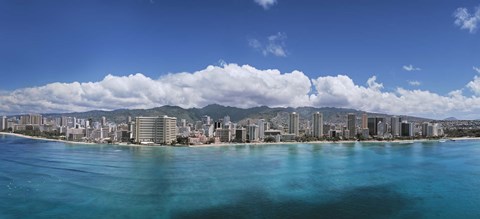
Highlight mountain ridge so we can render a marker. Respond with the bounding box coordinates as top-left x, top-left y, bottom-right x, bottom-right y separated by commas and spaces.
42, 104, 431, 125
